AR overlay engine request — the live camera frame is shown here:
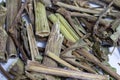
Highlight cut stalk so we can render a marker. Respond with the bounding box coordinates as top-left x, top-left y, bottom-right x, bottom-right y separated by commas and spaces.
55, 1, 100, 14
63, 58, 97, 73
26, 23, 42, 61
0, 5, 8, 62
6, 37, 17, 57
47, 51, 79, 71
76, 48, 120, 80
6, 0, 21, 57
45, 23, 64, 55
21, 27, 31, 58
57, 8, 92, 45
55, 13, 79, 41
26, 60, 109, 80
34, 0, 50, 37
0, 28, 8, 62
6, 0, 21, 30
48, 14, 77, 42
42, 23, 64, 80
